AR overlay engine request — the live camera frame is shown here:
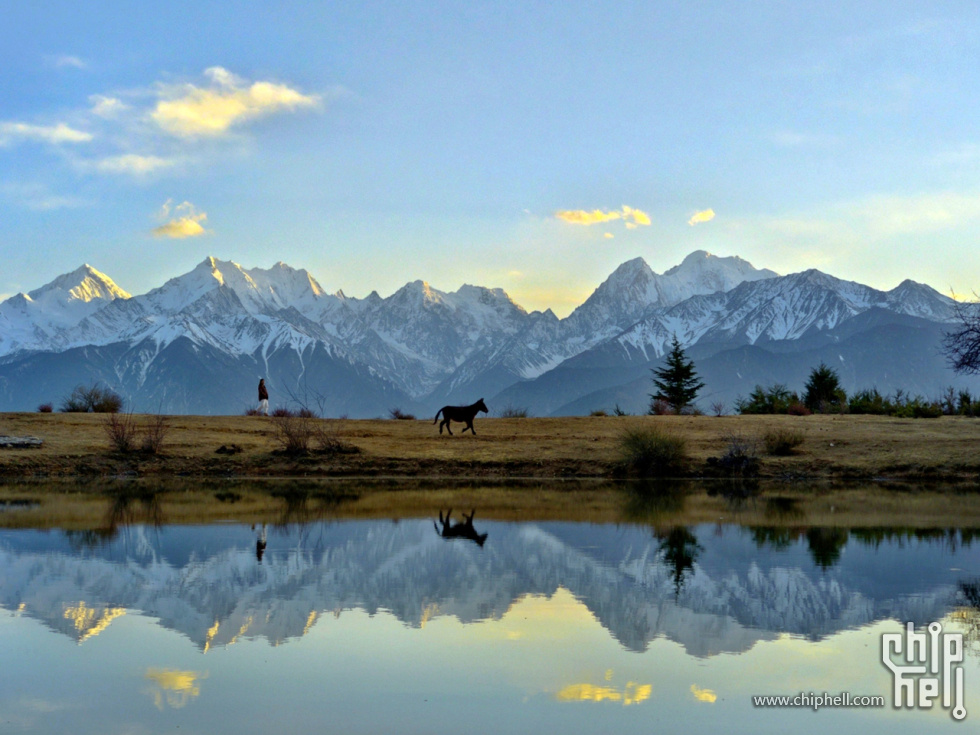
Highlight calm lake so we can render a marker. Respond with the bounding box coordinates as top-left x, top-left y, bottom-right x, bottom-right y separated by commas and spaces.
1, 503, 978, 733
